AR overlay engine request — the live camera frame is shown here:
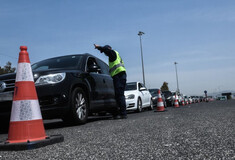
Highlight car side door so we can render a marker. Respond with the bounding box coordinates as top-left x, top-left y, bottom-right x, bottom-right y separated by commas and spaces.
138, 82, 146, 106
96, 58, 116, 109
86, 57, 106, 110
139, 83, 148, 107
